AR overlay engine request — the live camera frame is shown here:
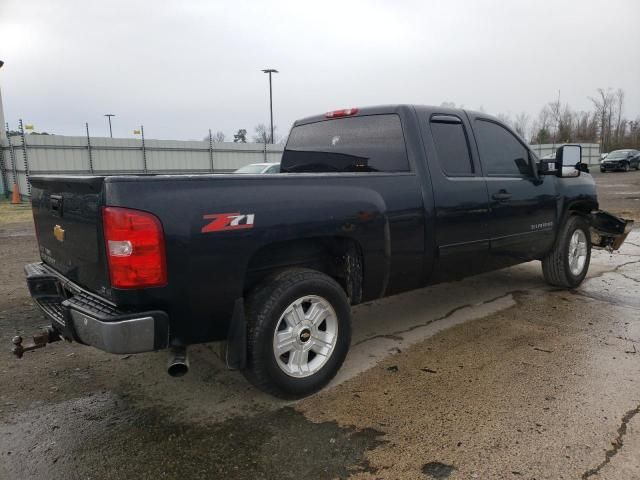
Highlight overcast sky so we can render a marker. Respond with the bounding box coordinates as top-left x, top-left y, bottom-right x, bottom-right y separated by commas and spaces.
1, 0, 639, 141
